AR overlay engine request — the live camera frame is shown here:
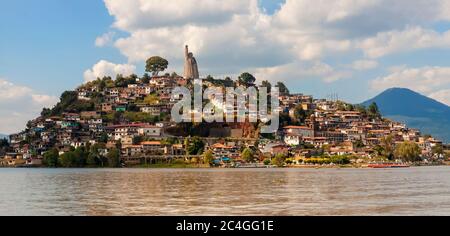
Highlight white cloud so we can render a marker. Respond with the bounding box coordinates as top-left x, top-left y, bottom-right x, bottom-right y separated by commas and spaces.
387, 64, 408, 73
0, 79, 32, 99
103, 0, 253, 30
254, 61, 351, 84
95, 32, 115, 47
0, 78, 58, 134
358, 26, 450, 58
370, 66, 450, 105
99, 0, 450, 77
429, 89, 450, 106
111, 2, 290, 74
31, 94, 59, 106
83, 60, 136, 82
91, 0, 450, 102
352, 60, 378, 71
274, 0, 450, 36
